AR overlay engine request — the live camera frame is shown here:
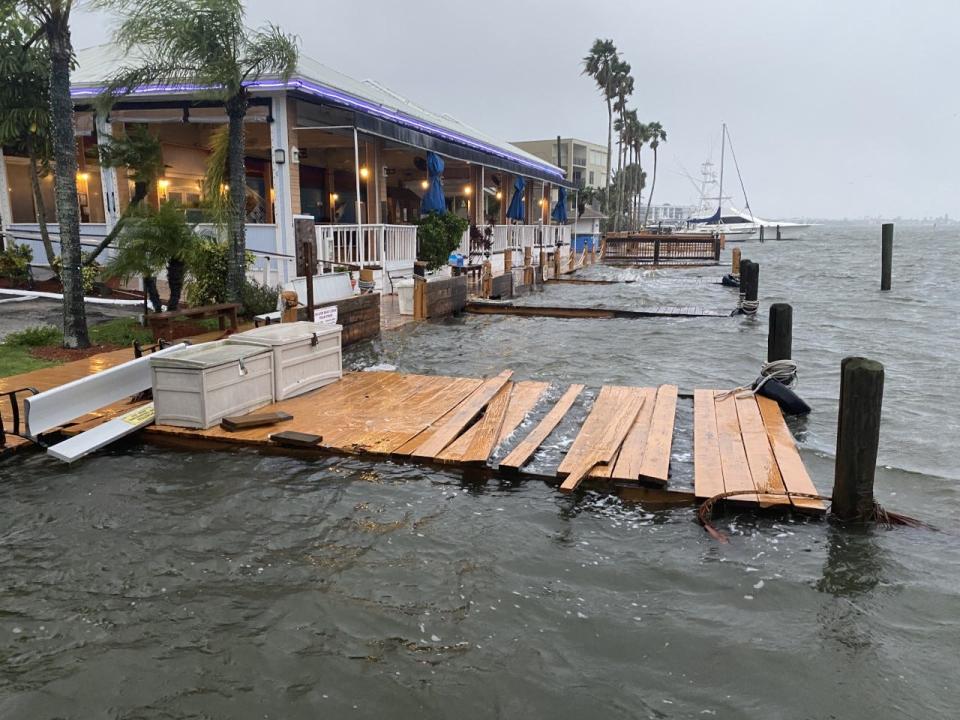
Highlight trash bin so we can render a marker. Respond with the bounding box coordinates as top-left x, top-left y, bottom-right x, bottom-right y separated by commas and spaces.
396, 279, 415, 315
